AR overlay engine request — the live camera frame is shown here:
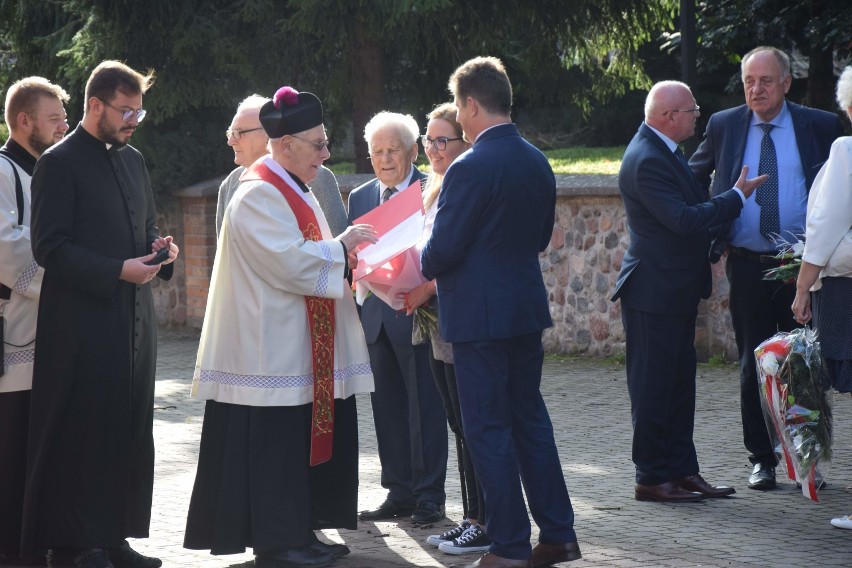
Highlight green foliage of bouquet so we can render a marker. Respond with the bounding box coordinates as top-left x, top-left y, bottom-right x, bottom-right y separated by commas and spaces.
762, 237, 805, 284
412, 305, 438, 346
